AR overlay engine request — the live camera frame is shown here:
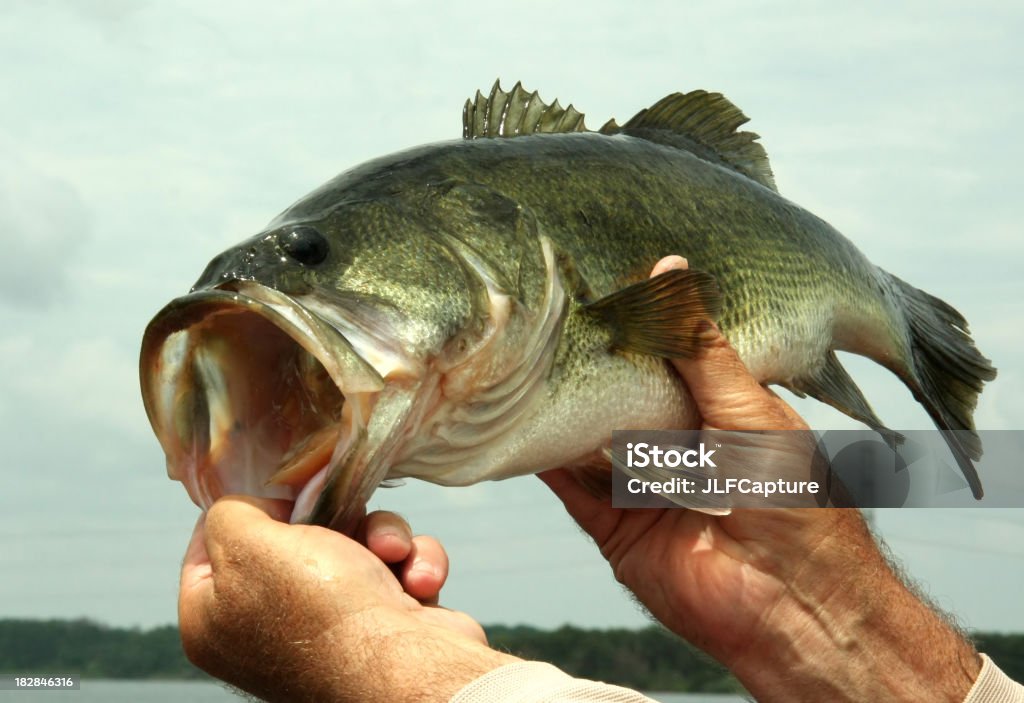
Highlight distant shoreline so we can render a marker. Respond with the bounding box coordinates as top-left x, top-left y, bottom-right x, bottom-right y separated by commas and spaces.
2, 619, 1021, 693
